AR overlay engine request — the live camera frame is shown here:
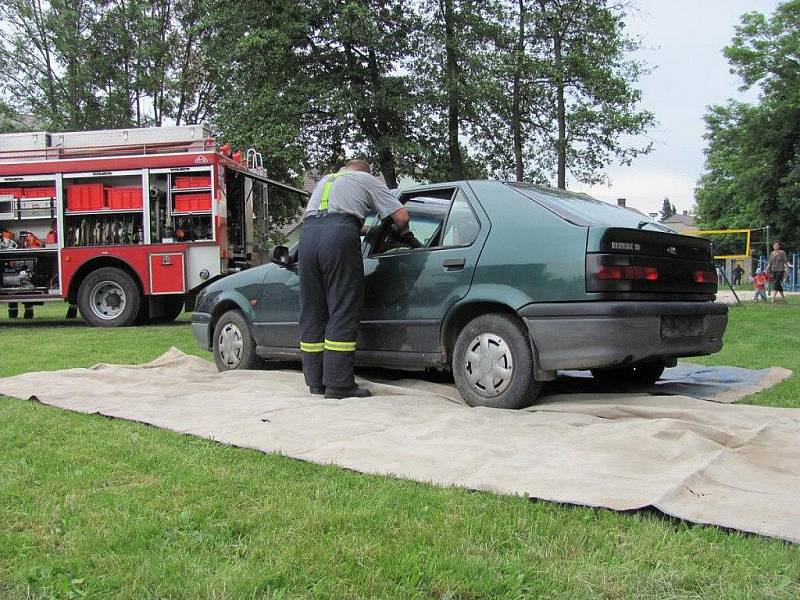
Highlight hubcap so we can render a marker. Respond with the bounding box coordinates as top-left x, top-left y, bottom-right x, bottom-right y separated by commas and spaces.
463, 332, 514, 397
218, 323, 244, 368
89, 281, 127, 320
